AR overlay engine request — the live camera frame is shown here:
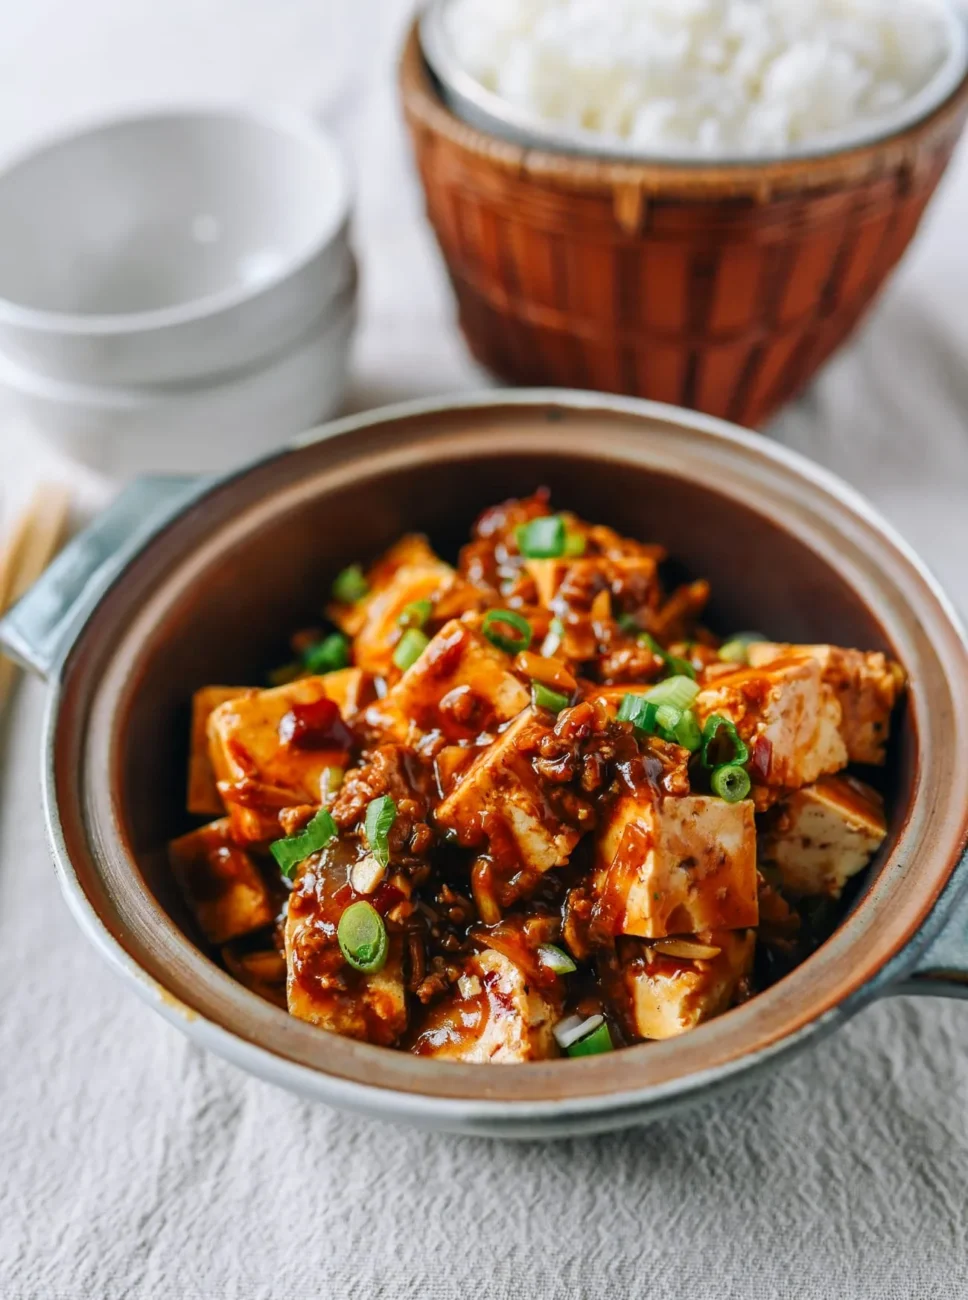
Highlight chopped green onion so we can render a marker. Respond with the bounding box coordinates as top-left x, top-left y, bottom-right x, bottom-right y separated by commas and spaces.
364, 795, 397, 869
644, 674, 699, 711
719, 632, 766, 665
393, 628, 429, 671
618, 693, 702, 751
482, 608, 532, 654
270, 809, 338, 879
303, 632, 350, 675
655, 703, 681, 735
538, 944, 577, 974
532, 682, 571, 714
617, 694, 659, 734
337, 900, 389, 974
332, 563, 369, 605
618, 613, 640, 635
563, 530, 586, 557
398, 599, 433, 629
517, 516, 565, 558
566, 1021, 613, 1058
672, 708, 702, 752
267, 661, 302, 687
710, 763, 752, 803
701, 713, 750, 768
638, 631, 696, 680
